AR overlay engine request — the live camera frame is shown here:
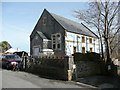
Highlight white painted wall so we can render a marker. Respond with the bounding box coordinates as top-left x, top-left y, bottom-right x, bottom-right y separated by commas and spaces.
65, 31, 100, 55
